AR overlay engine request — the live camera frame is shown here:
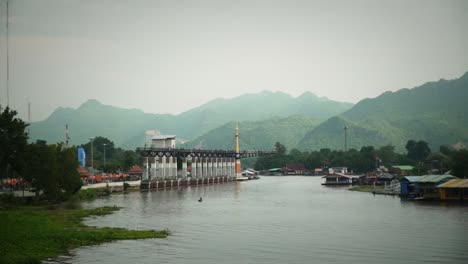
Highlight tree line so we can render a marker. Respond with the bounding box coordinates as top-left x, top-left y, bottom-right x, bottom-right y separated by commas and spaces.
0, 106, 141, 201
255, 141, 468, 178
